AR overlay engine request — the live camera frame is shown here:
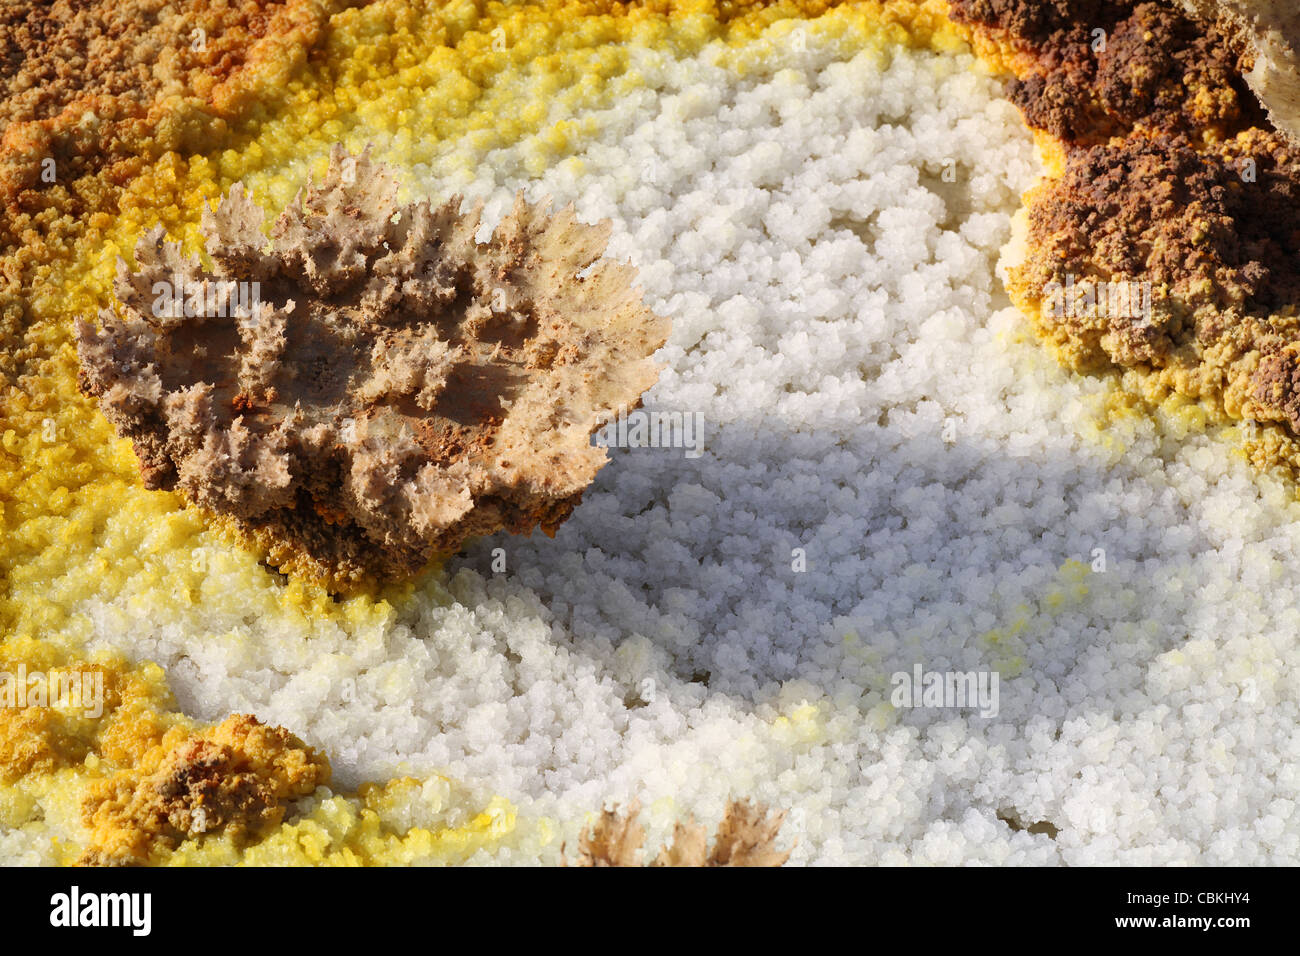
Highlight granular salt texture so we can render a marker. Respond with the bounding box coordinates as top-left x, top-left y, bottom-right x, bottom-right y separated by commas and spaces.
63, 24, 1300, 864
